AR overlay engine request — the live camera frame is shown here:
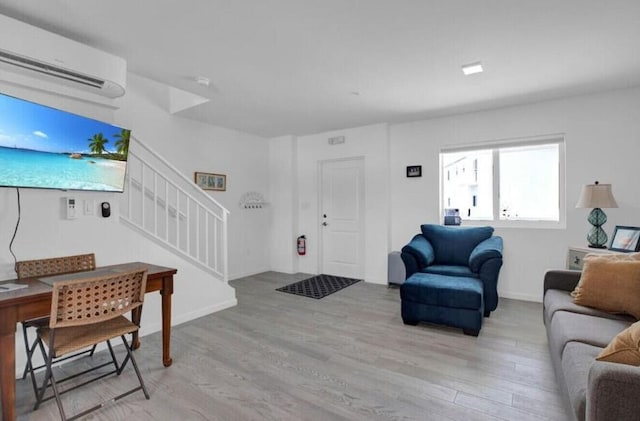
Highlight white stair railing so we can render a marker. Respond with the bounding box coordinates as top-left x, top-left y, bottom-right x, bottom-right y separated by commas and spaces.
120, 137, 229, 282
